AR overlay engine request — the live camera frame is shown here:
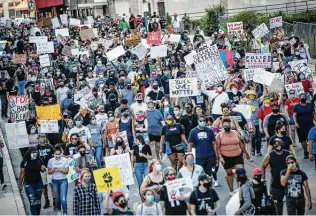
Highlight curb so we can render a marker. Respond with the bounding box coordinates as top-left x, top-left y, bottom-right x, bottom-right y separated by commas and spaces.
0, 128, 26, 215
